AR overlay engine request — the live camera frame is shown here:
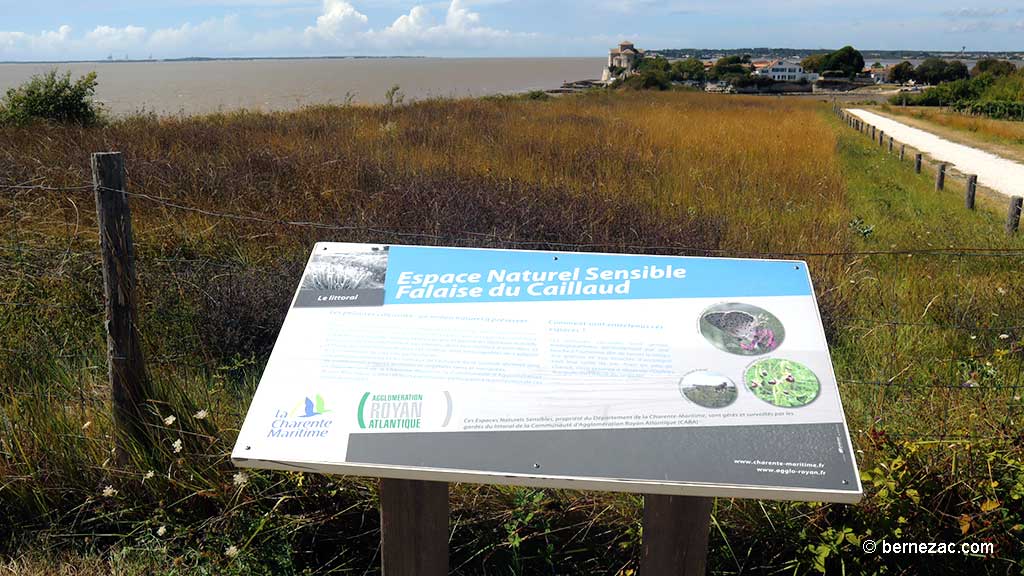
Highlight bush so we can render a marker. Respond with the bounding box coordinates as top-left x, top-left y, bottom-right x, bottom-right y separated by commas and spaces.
0, 70, 102, 126
889, 70, 1024, 120
617, 70, 671, 91
952, 100, 1024, 121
